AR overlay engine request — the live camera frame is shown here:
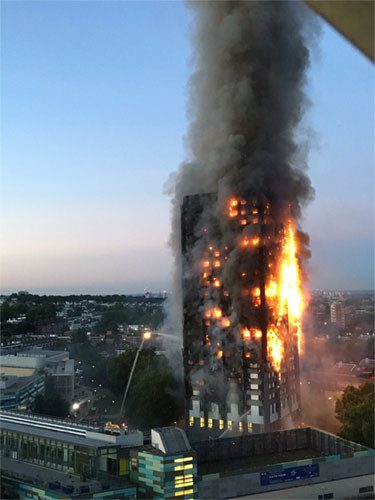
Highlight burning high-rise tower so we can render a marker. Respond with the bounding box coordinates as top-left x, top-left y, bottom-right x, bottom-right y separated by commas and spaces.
181, 193, 303, 438
166, 2, 315, 440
